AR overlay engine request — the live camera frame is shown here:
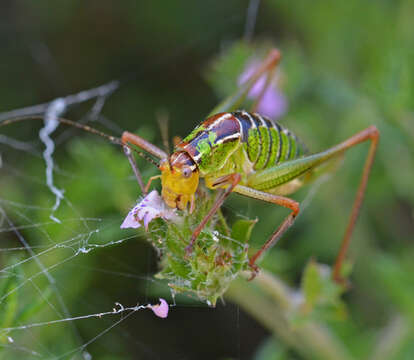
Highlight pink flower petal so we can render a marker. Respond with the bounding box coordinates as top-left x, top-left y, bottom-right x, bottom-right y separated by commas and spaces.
120, 207, 141, 229
149, 298, 169, 318
120, 190, 177, 230
143, 212, 152, 230
238, 58, 287, 120
256, 86, 287, 119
